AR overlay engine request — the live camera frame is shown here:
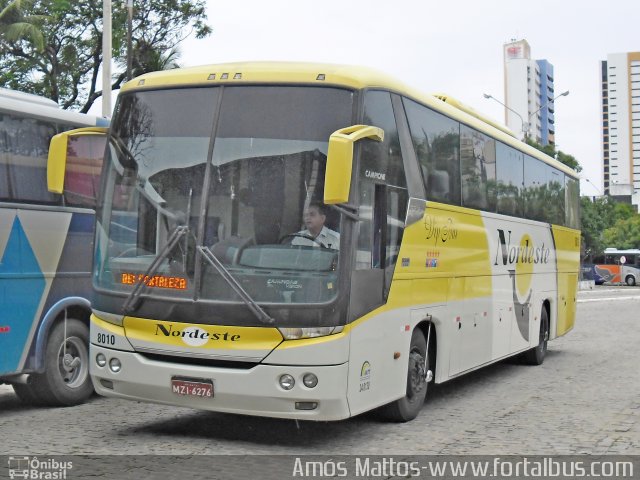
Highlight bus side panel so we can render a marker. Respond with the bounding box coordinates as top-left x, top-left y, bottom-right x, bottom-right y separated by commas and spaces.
24, 211, 94, 369
0, 208, 73, 375
621, 265, 640, 285
552, 226, 580, 336
346, 306, 412, 417
593, 264, 621, 284
0, 208, 39, 375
